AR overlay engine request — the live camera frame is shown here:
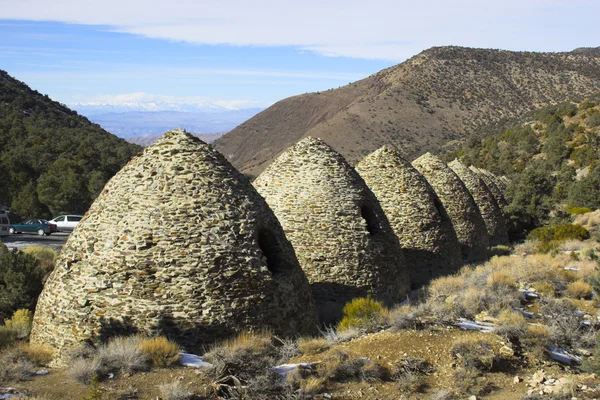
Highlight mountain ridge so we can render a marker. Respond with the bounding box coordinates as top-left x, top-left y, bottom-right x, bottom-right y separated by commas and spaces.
214, 46, 600, 175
